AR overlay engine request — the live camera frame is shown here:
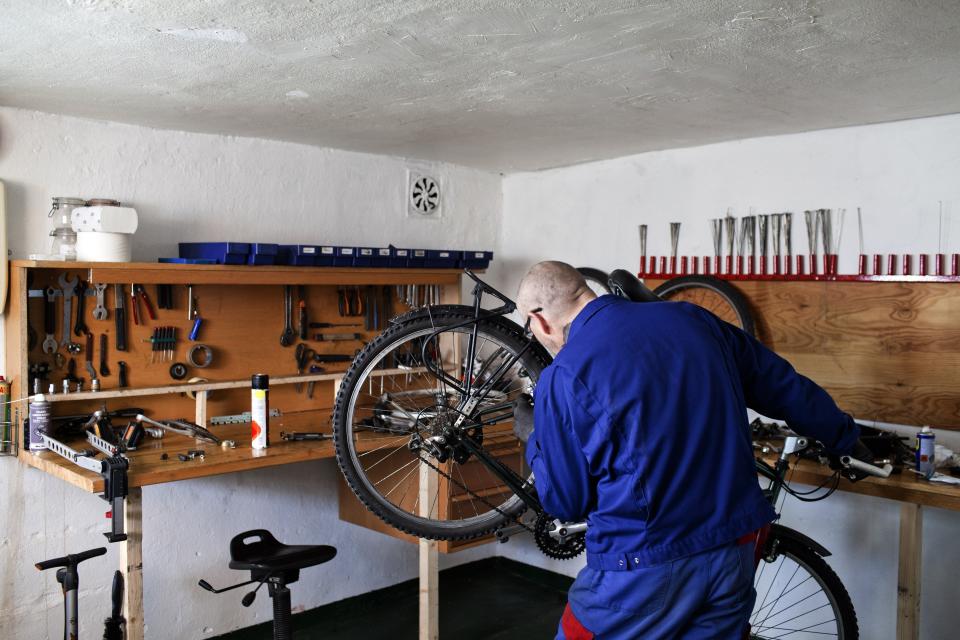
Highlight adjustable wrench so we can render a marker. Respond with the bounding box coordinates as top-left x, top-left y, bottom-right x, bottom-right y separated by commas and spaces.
42, 287, 59, 354
74, 280, 89, 336
92, 283, 109, 320
280, 285, 296, 347
58, 273, 78, 346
